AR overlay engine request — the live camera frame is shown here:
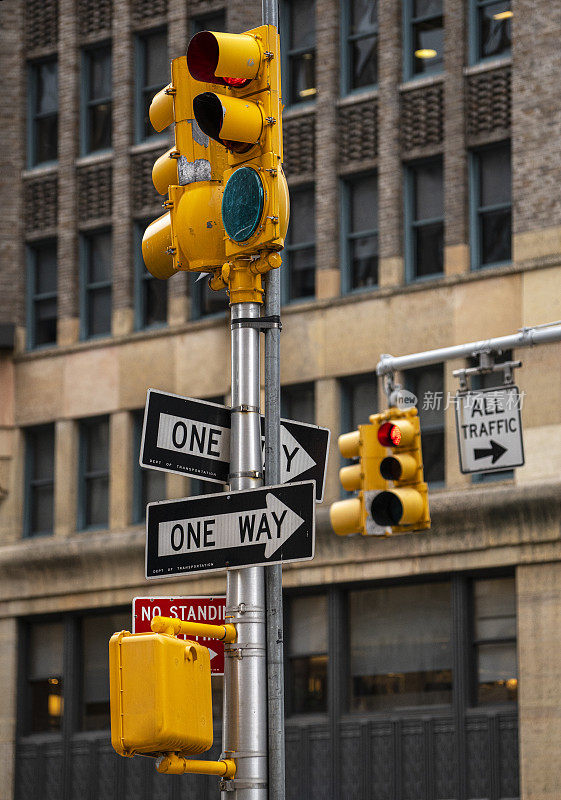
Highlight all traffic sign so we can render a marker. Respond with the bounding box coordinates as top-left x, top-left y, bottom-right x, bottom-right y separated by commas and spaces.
146, 480, 315, 578
132, 596, 226, 674
455, 386, 524, 474
140, 389, 330, 501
